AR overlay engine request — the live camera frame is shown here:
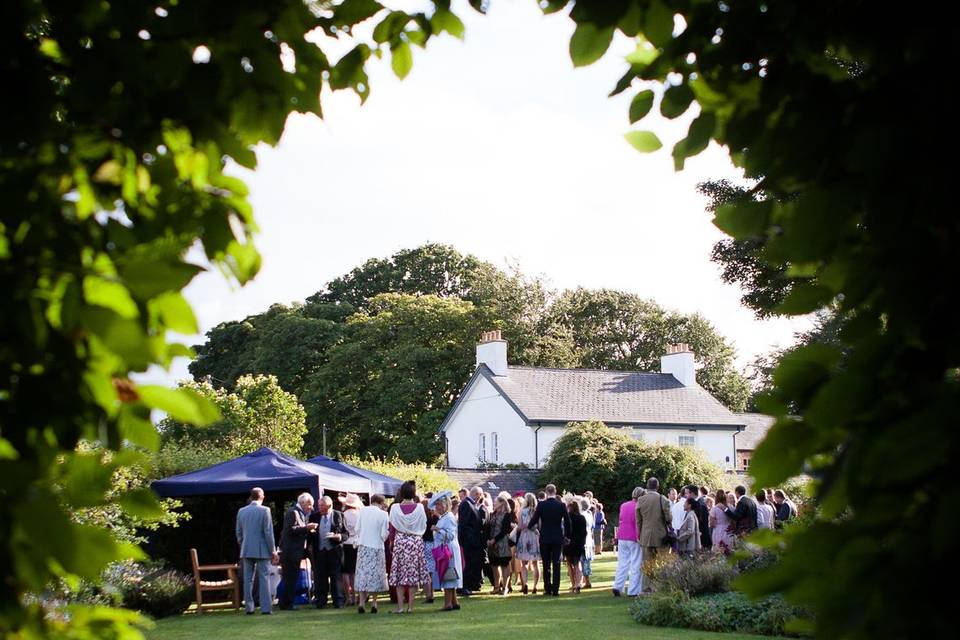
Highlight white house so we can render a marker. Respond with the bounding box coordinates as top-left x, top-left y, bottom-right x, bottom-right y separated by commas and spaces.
439, 331, 746, 470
